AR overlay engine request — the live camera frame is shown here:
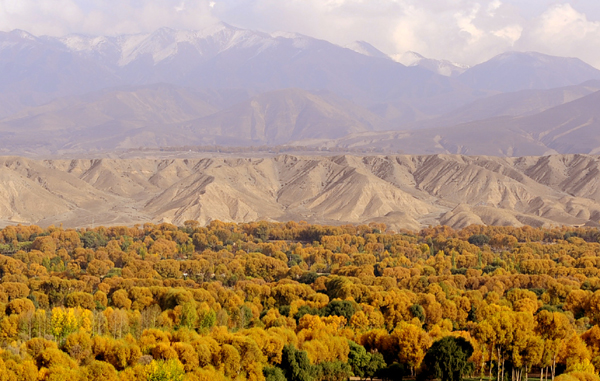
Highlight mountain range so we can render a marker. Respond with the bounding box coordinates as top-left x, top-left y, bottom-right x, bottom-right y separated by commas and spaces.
1, 24, 600, 156
0, 154, 599, 230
